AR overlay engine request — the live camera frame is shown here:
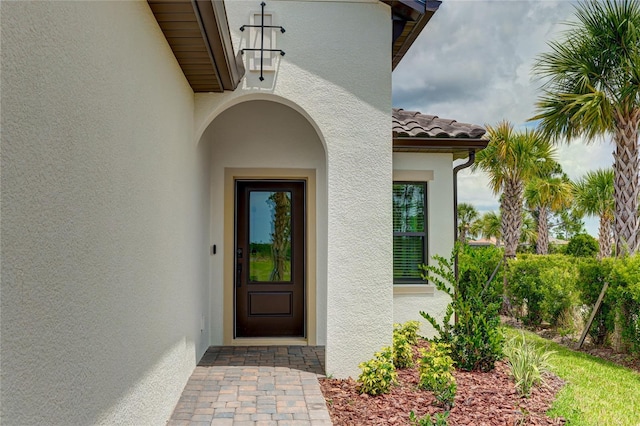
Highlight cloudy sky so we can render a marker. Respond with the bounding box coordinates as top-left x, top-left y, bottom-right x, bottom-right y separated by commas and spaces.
392, 0, 617, 236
